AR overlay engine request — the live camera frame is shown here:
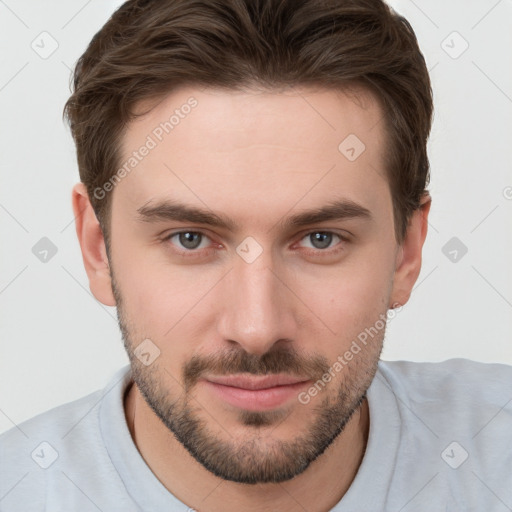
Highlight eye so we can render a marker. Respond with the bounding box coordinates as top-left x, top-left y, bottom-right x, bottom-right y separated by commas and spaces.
297, 231, 345, 251
161, 229, 347, 259
165, 231, 212, 251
